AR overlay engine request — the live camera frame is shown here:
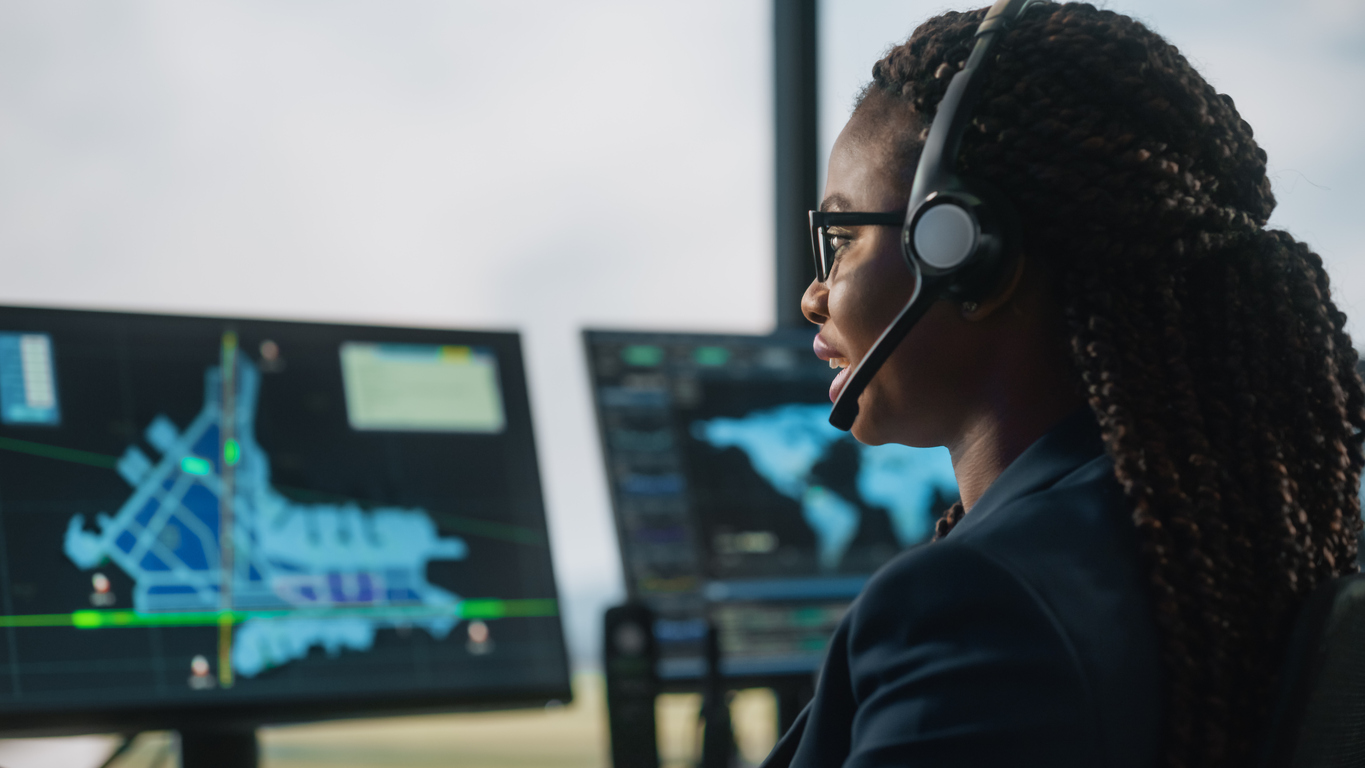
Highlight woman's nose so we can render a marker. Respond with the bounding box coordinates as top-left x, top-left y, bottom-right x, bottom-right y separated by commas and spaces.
801, 279, 828, 325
